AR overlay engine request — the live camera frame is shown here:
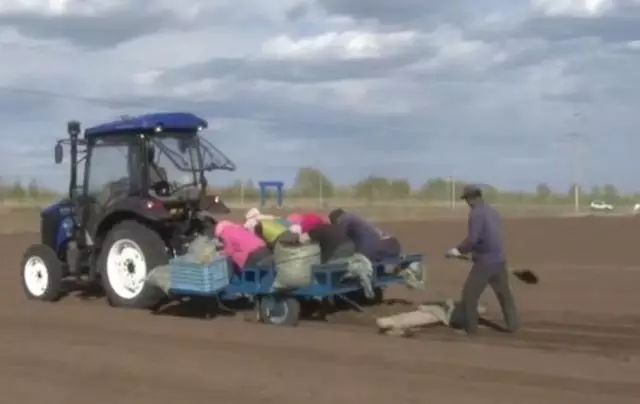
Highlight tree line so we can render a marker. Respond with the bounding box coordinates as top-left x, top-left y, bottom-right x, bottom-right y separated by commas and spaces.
211, 167, 640, 204
2, 168, 636, 205
0, 178, 58, 201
